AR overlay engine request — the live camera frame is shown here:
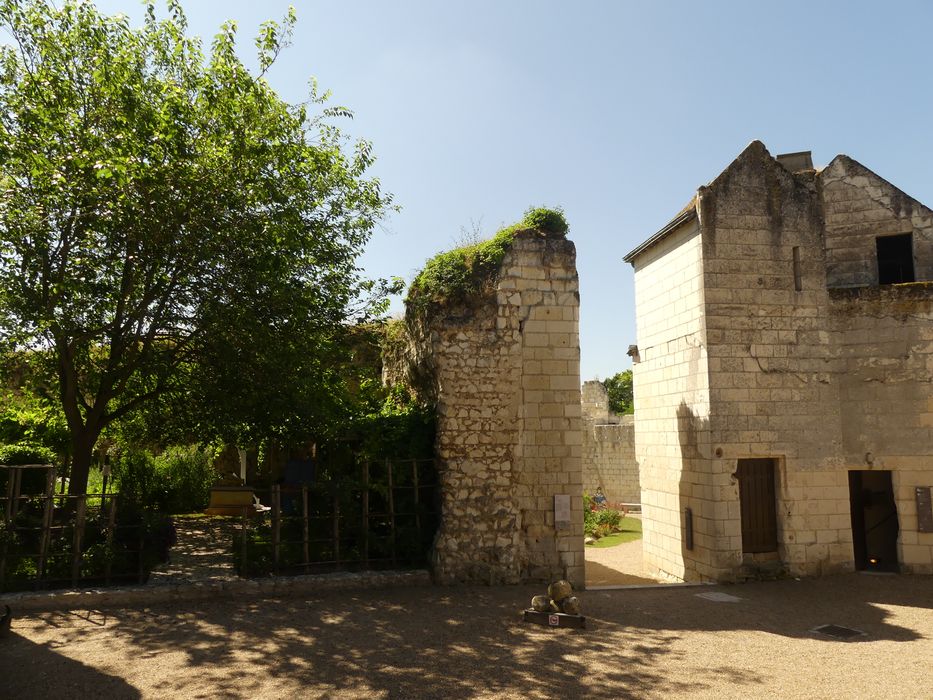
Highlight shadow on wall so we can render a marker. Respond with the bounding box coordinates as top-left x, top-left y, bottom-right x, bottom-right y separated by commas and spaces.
676, 401, 717, 582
